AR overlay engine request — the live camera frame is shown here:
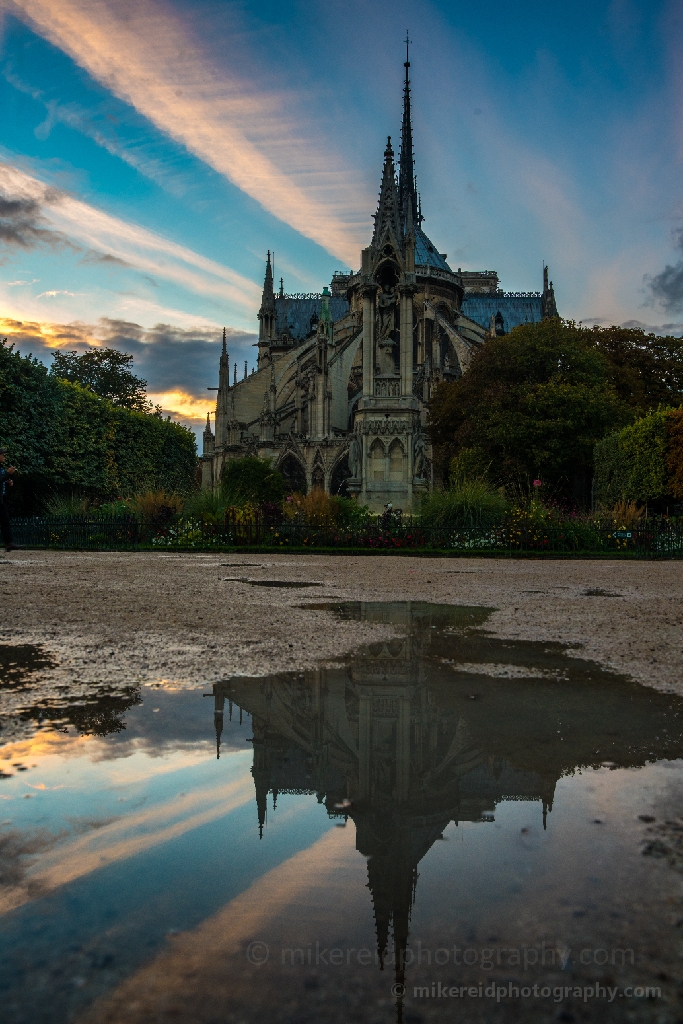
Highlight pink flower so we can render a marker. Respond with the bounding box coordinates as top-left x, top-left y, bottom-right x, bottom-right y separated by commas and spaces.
533, 479, 542, 487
